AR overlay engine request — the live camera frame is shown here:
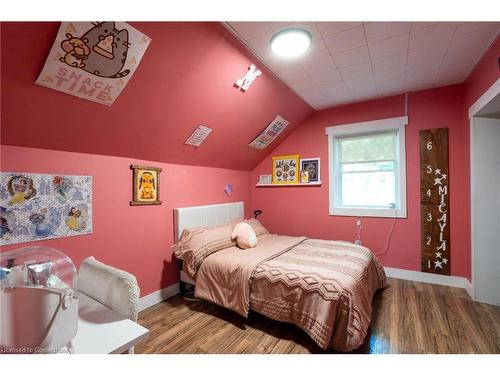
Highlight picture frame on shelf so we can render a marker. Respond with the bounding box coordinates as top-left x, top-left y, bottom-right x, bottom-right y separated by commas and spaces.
272, 154, 300, 184
300, 158, 320, 183
130, 165, 162, 206
259, 174, 272, 184
300, 170, 309, 183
